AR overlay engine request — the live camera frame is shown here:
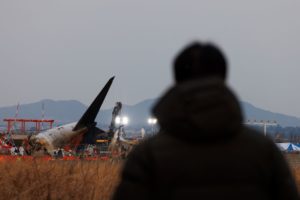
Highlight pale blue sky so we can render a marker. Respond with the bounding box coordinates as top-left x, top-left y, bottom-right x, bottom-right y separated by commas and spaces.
0, 0, 300, 116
